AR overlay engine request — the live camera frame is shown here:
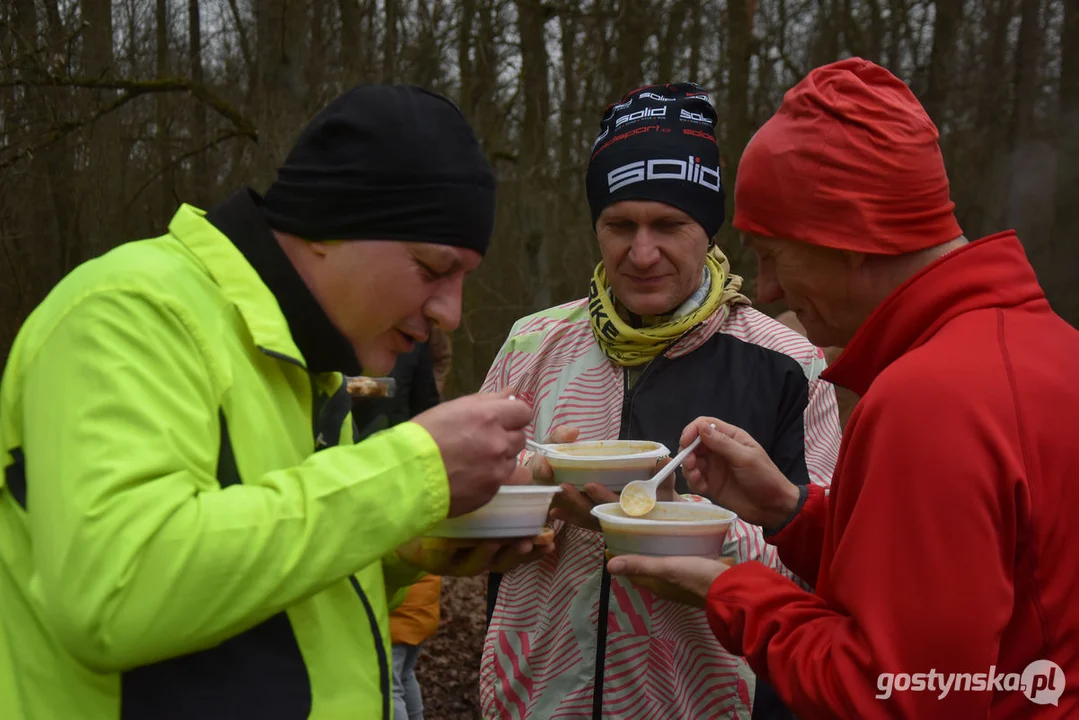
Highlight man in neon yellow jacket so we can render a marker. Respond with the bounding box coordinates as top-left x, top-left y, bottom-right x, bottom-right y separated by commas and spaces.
0, 85, 543, 719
